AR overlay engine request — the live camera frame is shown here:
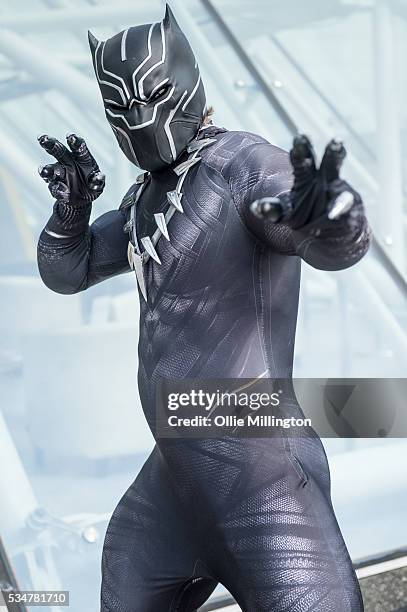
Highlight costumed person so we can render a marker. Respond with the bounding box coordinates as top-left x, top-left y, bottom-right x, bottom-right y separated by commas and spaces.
37, 5, 369, 611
